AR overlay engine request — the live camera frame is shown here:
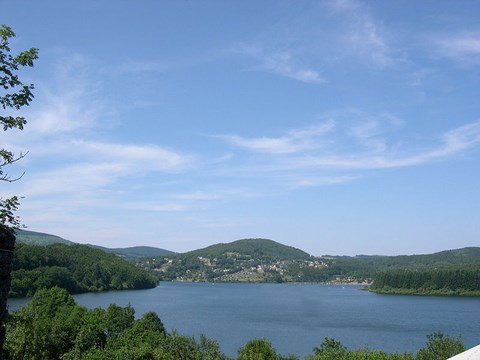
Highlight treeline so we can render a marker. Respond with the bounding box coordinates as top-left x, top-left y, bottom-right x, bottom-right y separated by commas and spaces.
370, 265, 480, 296
3, 287, 466, 360
10, 243, 157, 297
